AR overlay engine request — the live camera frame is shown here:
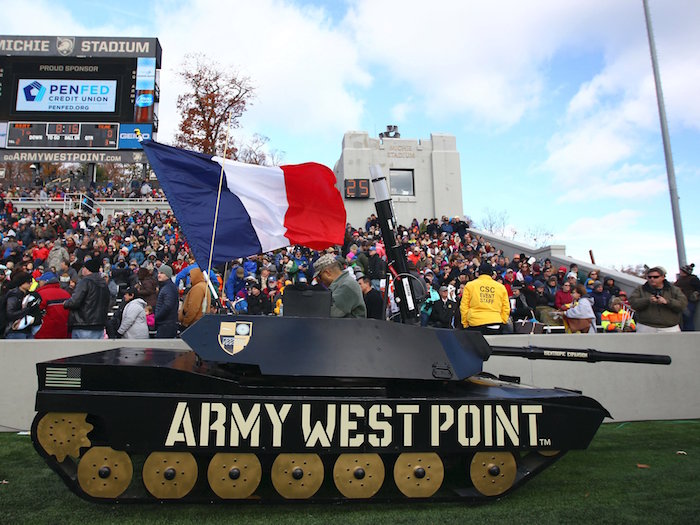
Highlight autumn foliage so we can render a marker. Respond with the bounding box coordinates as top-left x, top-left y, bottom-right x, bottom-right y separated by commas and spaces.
175, 53, 254, 156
